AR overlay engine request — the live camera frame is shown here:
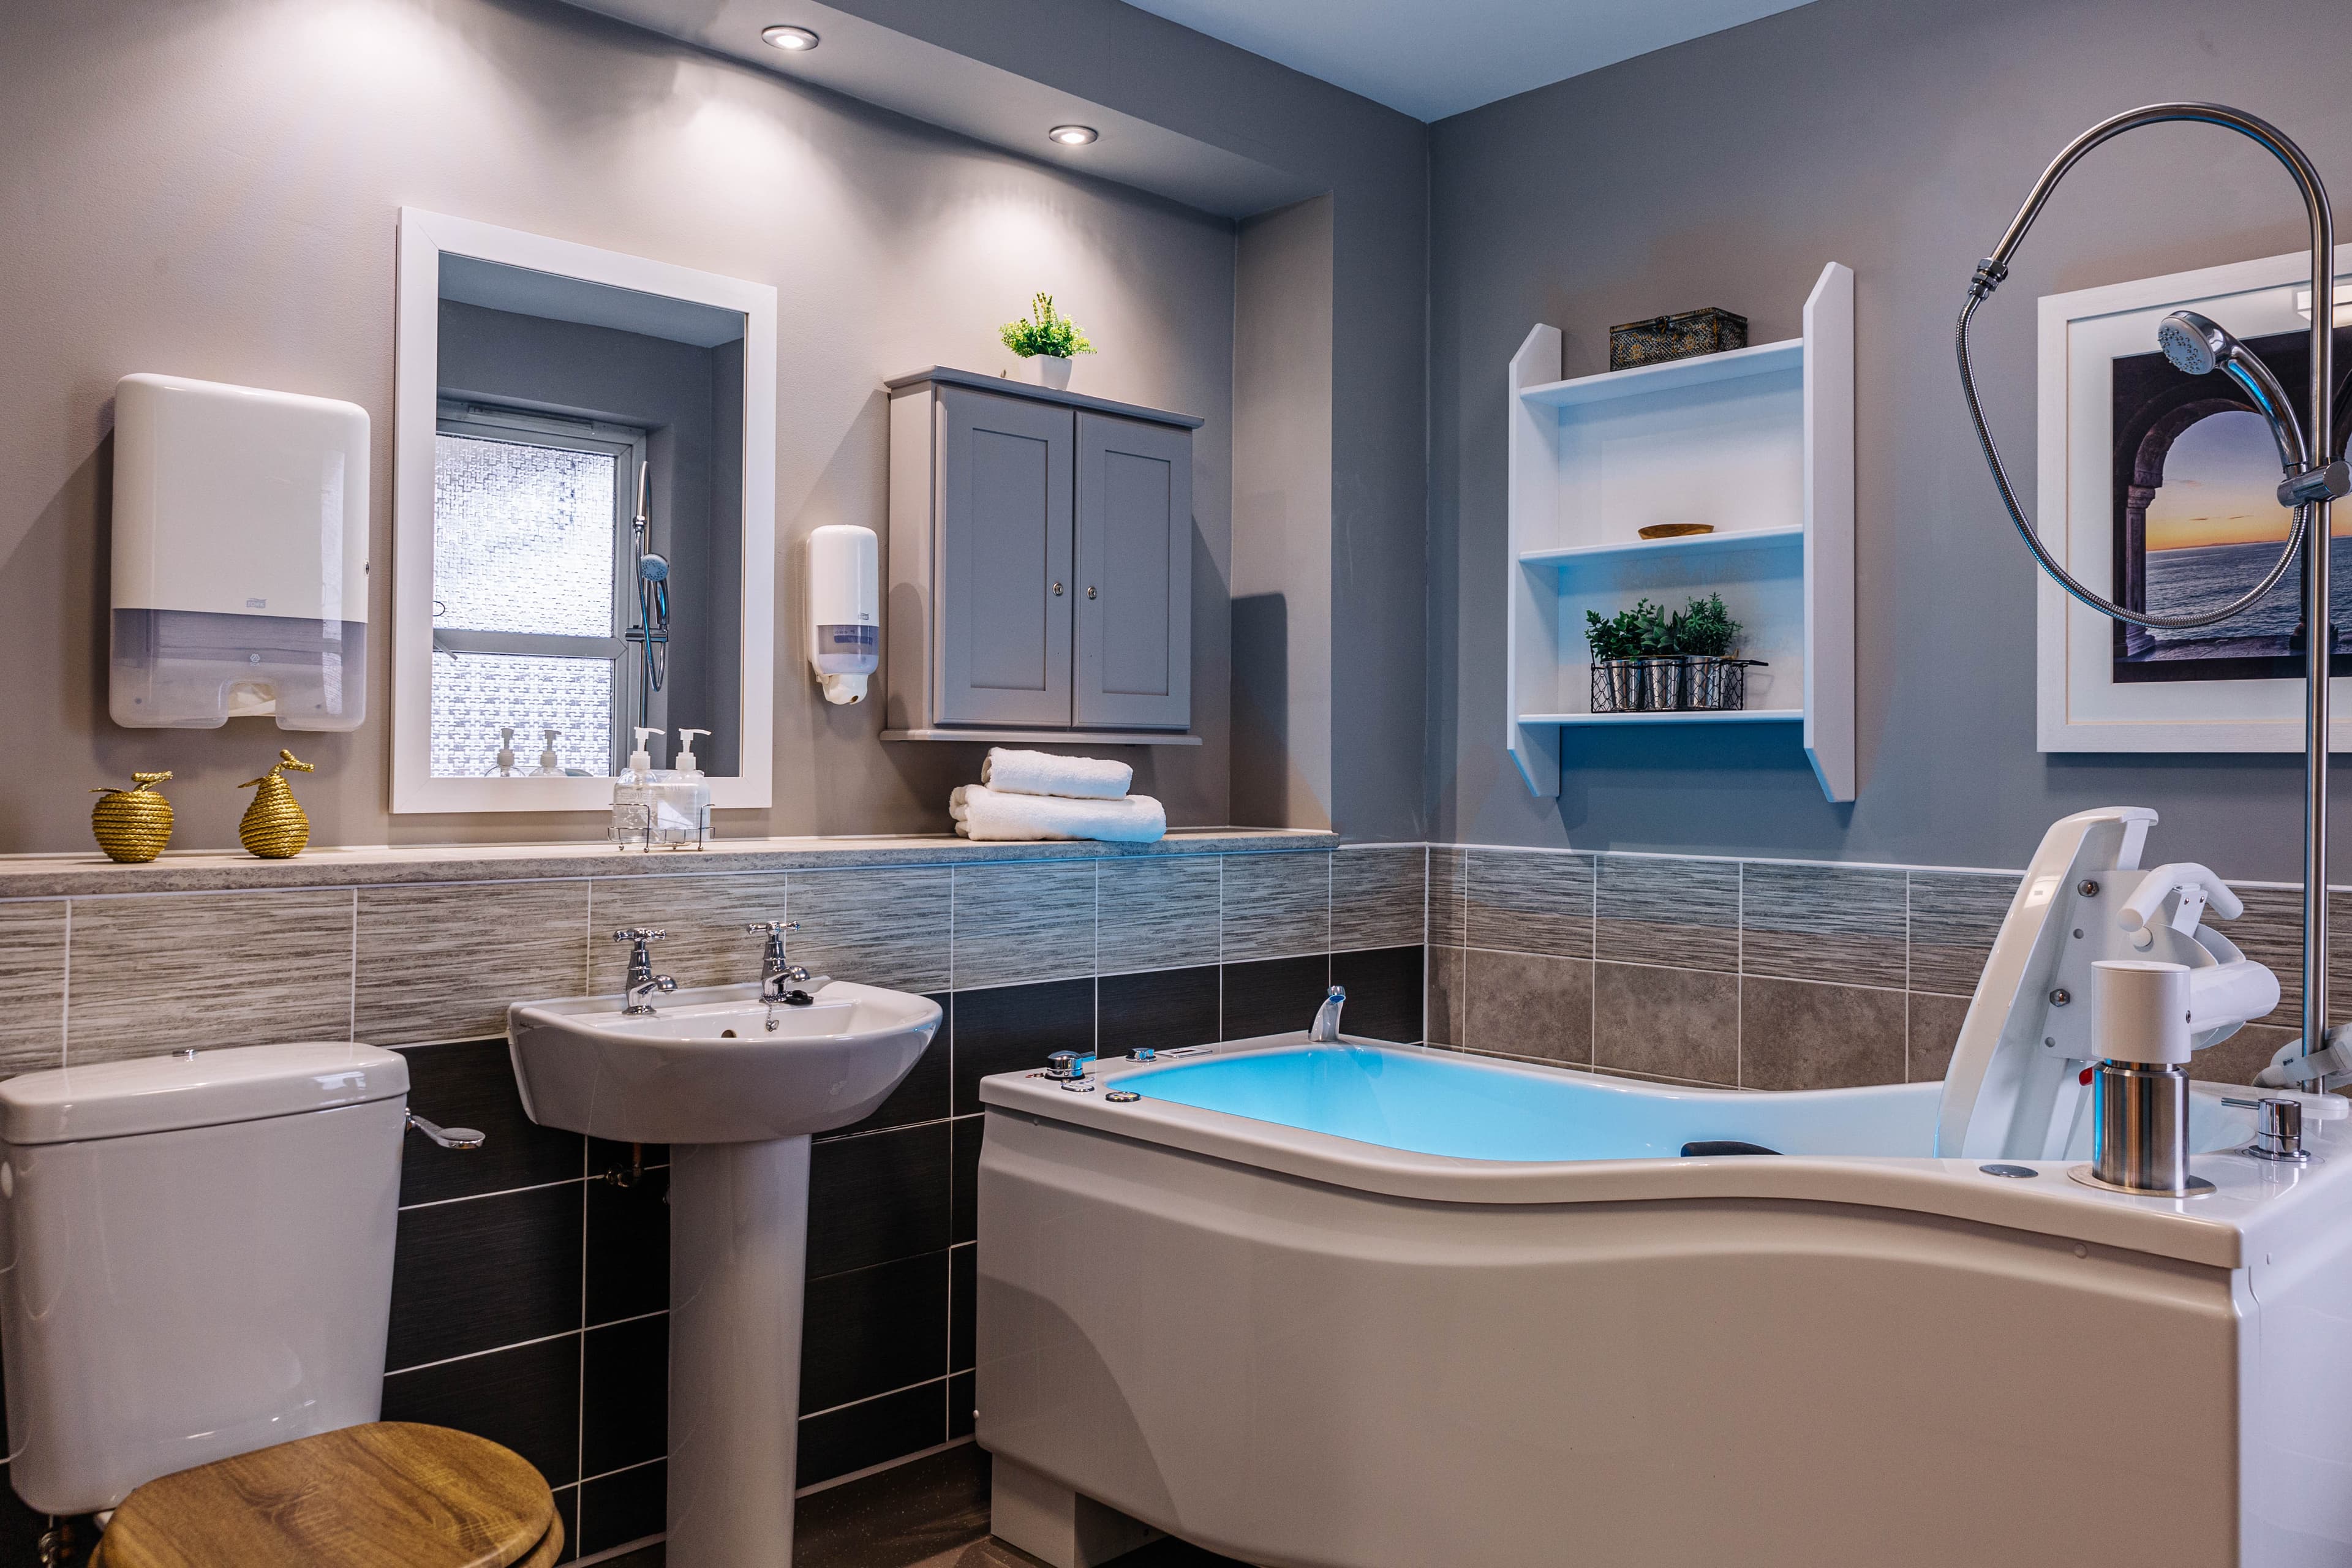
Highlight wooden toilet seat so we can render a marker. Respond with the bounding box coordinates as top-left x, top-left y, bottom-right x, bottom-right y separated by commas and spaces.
89, 1422, 562, 1568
